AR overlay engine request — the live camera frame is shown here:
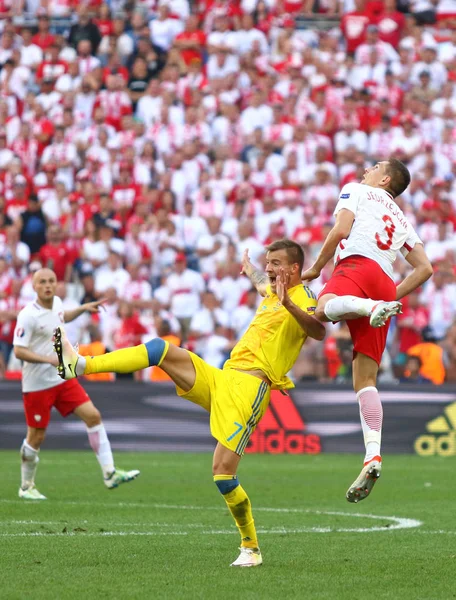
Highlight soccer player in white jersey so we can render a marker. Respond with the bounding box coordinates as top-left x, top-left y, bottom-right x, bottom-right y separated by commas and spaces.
302, 158, 433, 503
13, 268, 139, 500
